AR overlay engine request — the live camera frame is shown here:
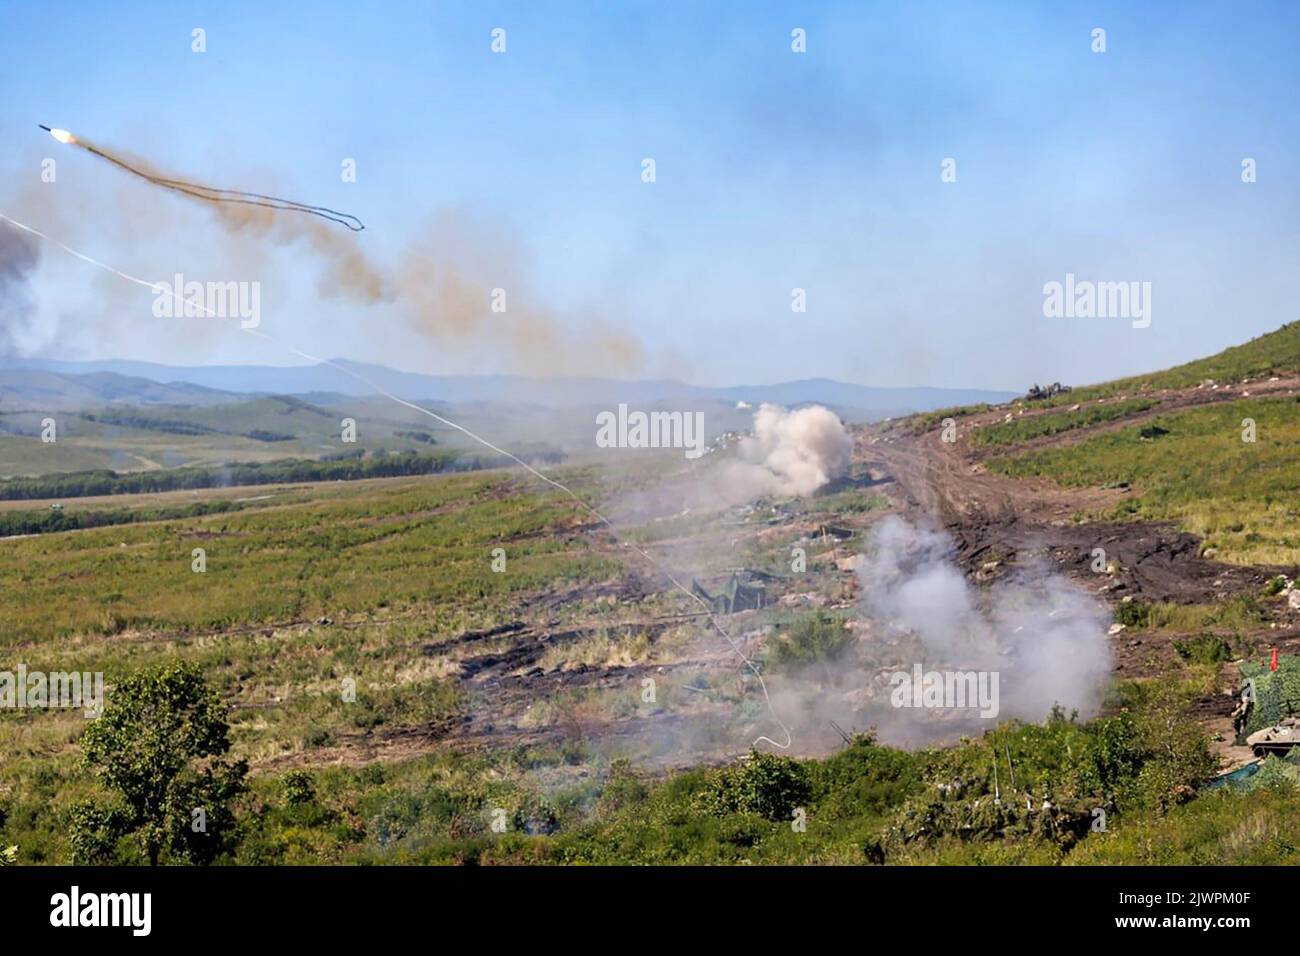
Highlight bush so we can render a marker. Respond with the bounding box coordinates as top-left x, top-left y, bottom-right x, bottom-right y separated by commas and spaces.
1245, 755, 1300, 792
1114, 601, 1151, 628
79, 662, 247, 865
1264, 576, 1290, 597
283, 771, 317, 806
67, 801, 133, 865
769, 614, 852, 671
596, 759, 649, 818
694, 751, 811, 822
1123, 680, 1219, 812
1173, 634, 1234, 665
